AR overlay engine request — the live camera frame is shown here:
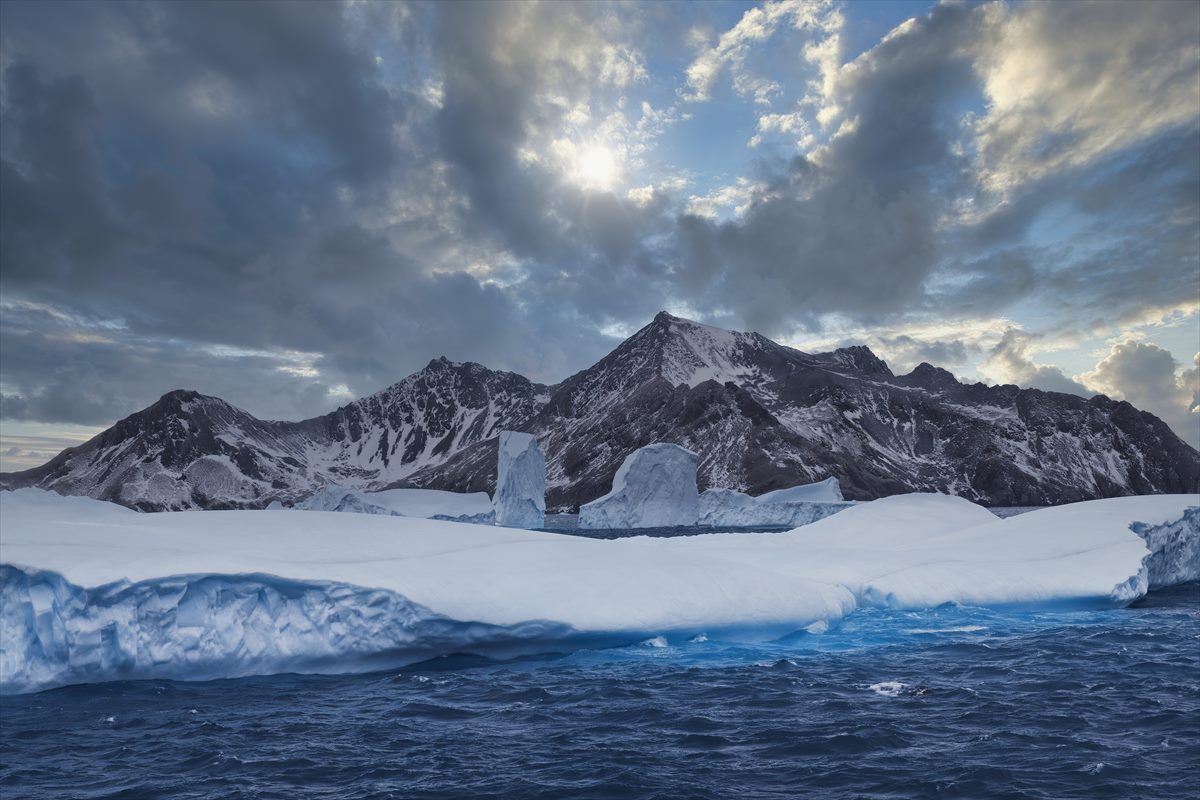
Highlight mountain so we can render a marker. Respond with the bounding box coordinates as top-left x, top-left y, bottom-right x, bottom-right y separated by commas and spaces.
0, 358, 545, 511
4, 312, 1197, 510
411, 312, 1200, 508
